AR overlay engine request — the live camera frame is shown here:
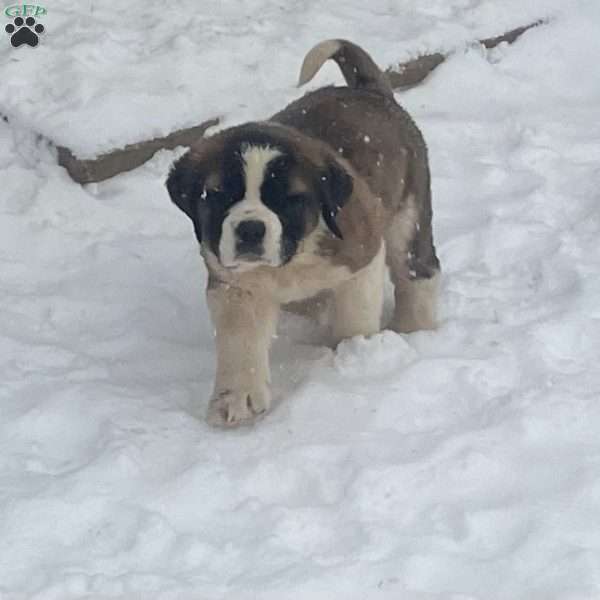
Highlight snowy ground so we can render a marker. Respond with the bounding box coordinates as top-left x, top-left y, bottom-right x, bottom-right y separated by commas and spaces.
1, 1, 600, 599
